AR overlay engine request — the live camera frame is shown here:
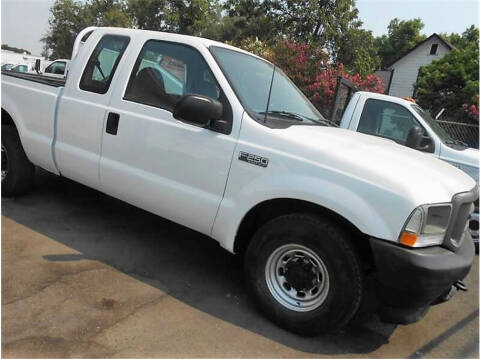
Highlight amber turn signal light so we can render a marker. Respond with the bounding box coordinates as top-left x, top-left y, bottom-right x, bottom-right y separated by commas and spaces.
399, 232, 418, 247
